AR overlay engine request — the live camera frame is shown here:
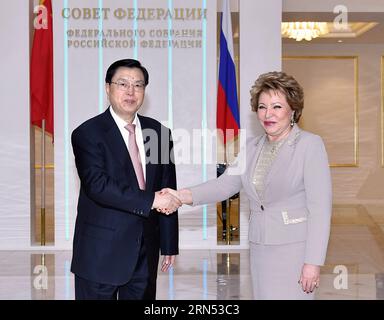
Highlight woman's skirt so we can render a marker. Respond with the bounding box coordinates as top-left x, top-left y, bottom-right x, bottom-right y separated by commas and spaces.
249, 241, 315, 300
